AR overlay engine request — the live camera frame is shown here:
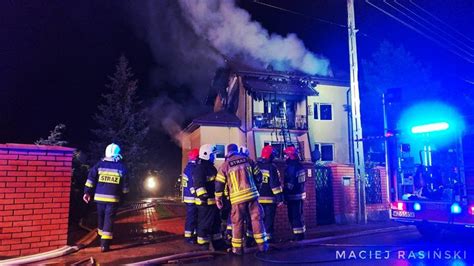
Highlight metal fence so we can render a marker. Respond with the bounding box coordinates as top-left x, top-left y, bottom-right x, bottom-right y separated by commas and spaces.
365, 168, 383, 204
